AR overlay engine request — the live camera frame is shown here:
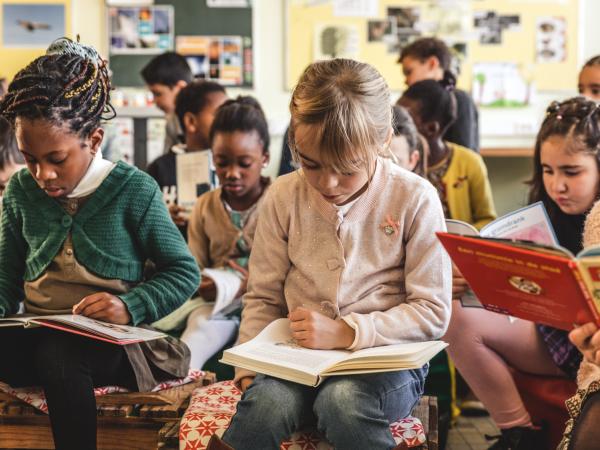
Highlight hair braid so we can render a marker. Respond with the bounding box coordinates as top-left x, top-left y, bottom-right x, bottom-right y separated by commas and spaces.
0, 37, 114, 138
